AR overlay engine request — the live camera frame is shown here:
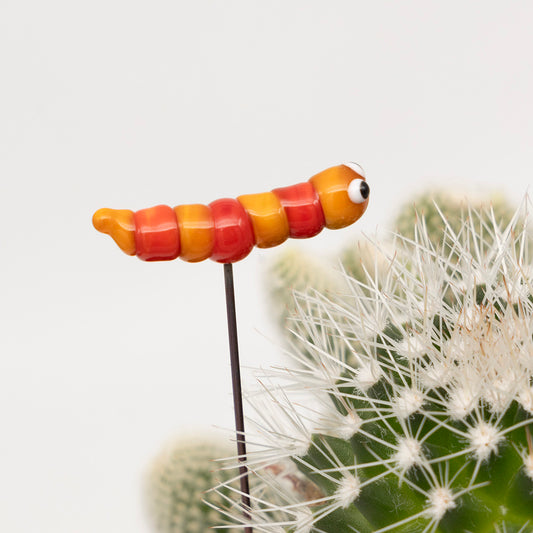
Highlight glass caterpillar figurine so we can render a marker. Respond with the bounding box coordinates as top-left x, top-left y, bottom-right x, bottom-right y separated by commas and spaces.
92, 163, 369, 263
